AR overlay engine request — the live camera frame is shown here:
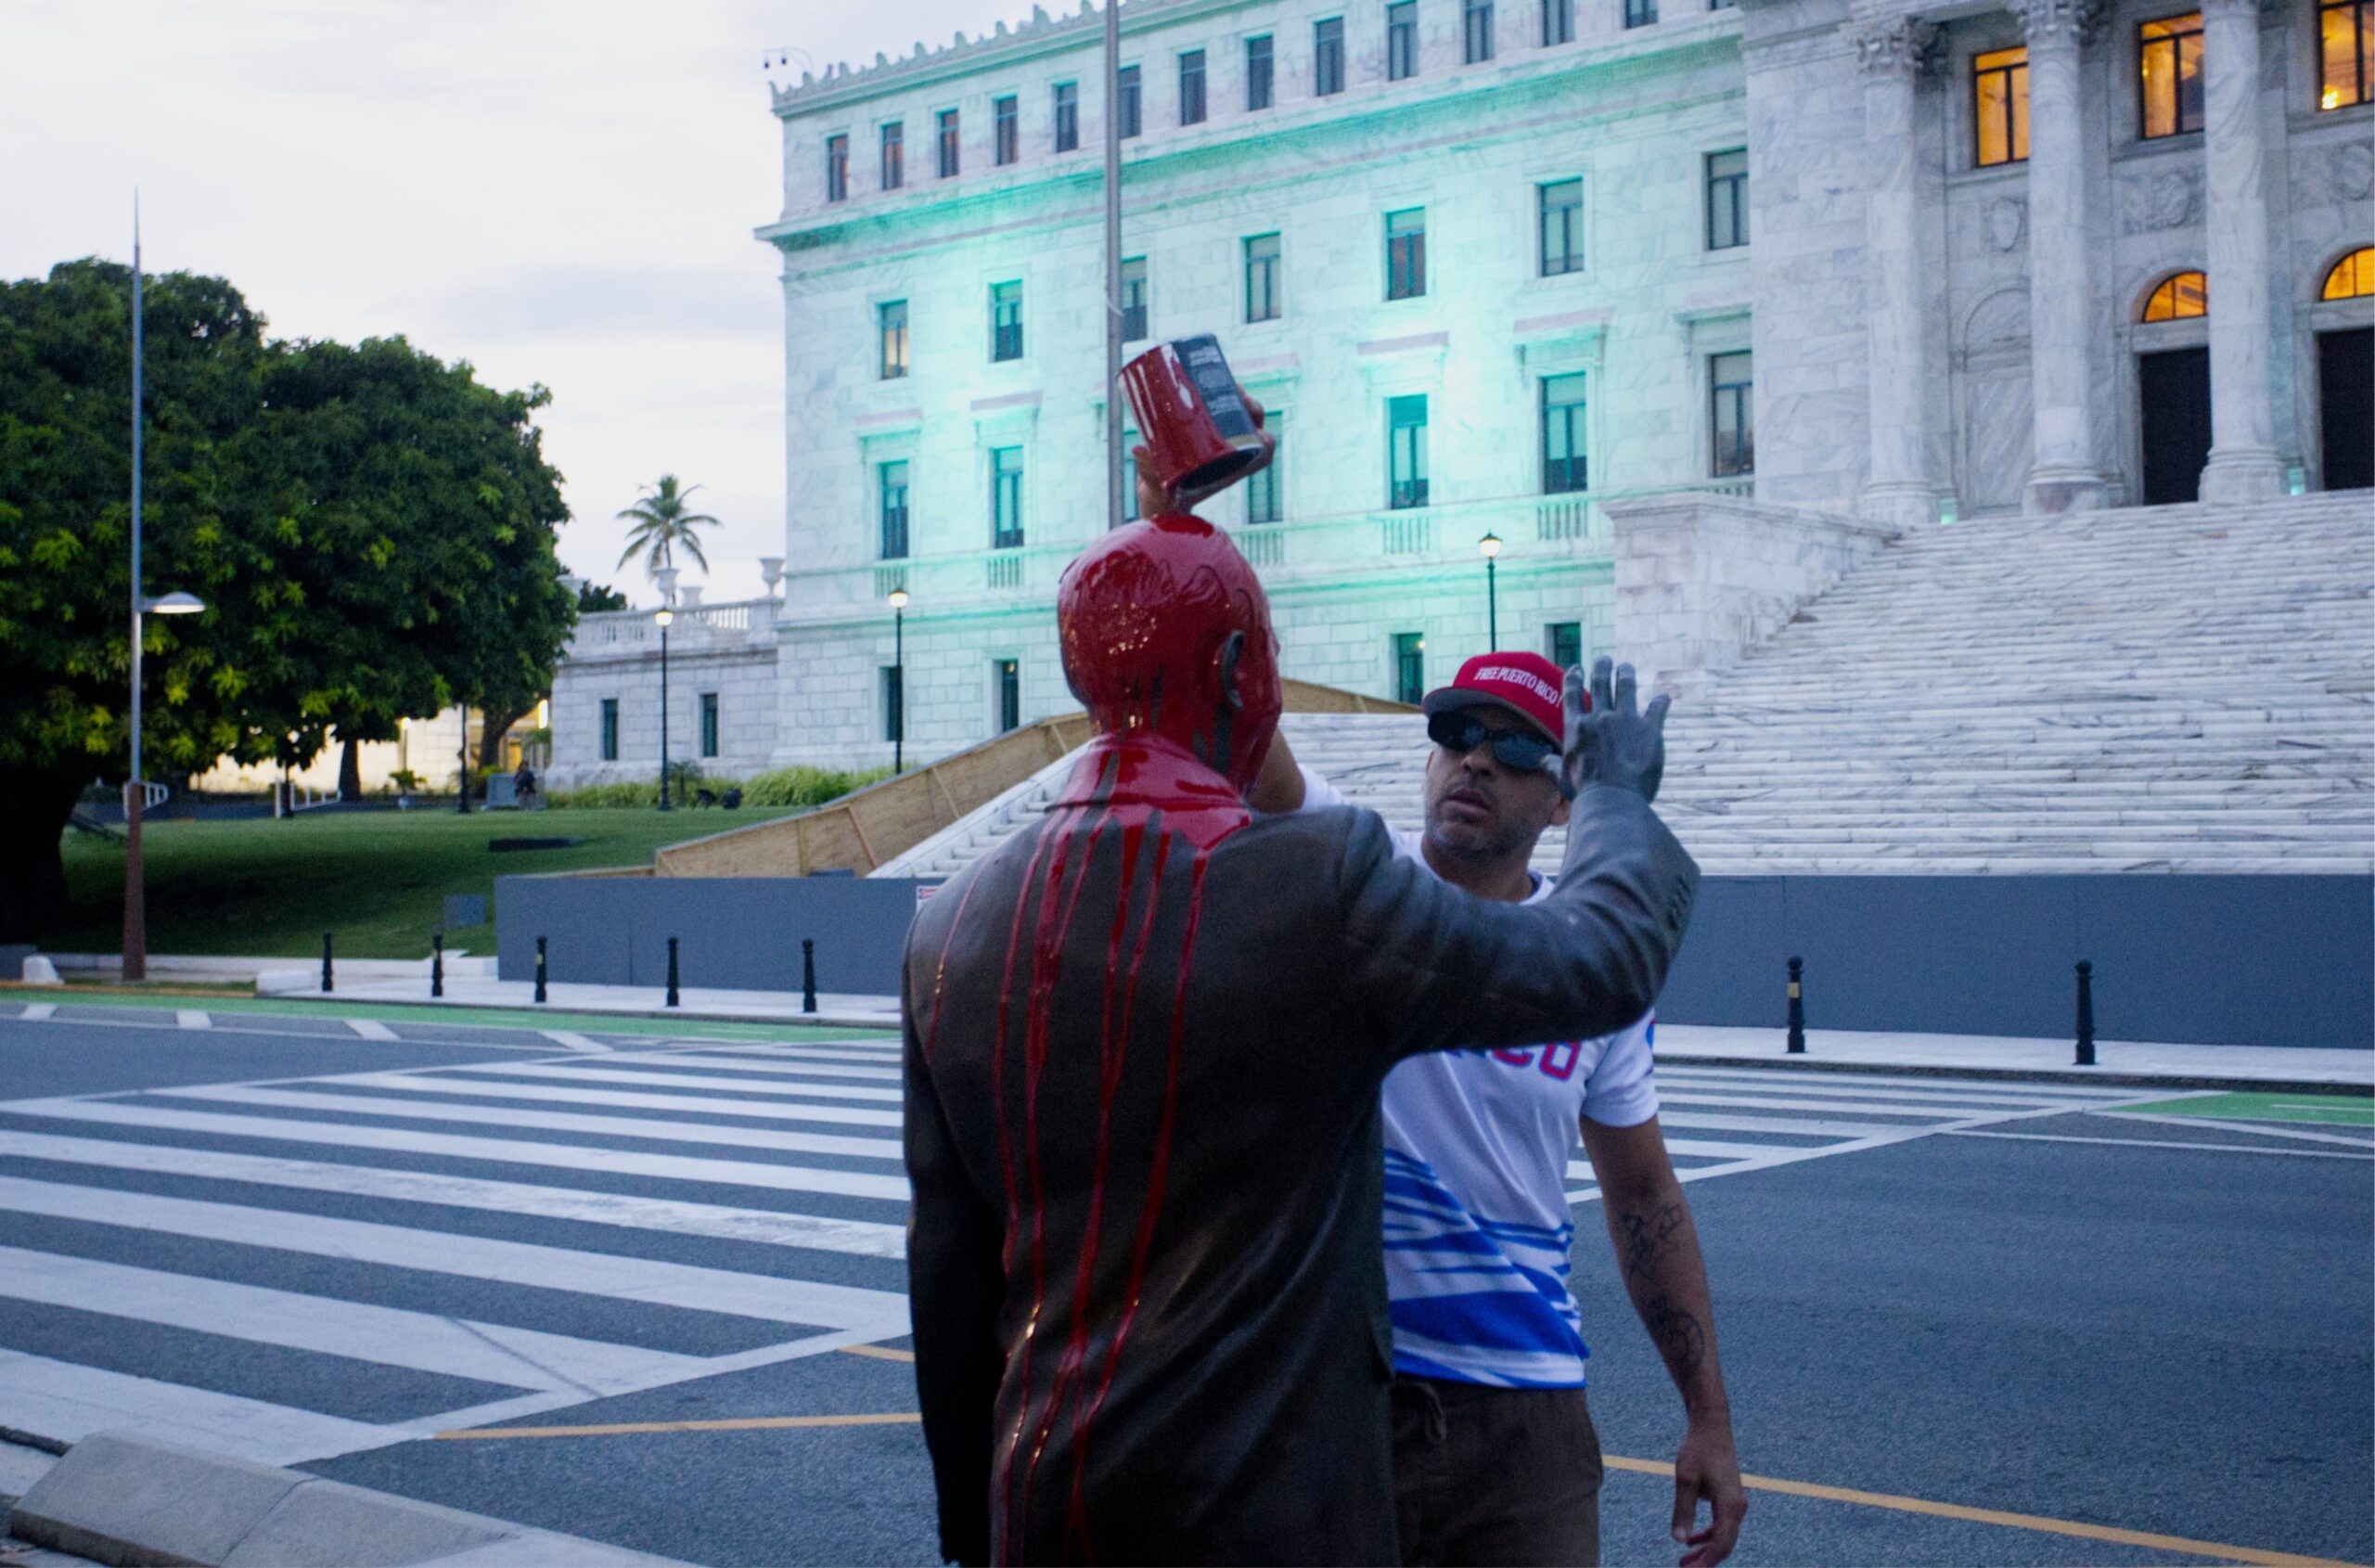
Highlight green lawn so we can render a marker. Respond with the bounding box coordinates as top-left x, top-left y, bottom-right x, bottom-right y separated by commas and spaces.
52, 806, 798, 960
